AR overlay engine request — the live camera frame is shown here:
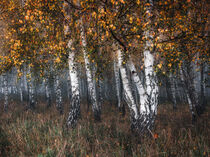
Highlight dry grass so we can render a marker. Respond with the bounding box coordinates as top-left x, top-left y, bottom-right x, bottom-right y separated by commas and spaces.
0, 101, 209, 157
